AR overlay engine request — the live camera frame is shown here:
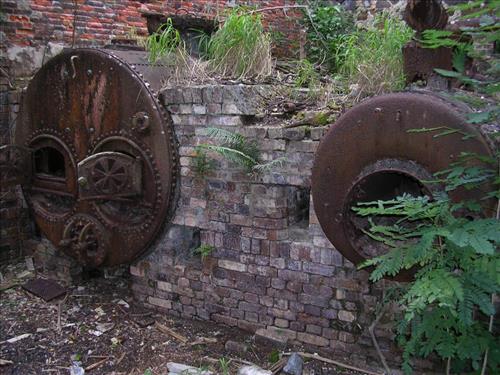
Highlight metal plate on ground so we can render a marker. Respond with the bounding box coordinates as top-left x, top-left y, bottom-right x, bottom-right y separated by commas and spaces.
23, 278, 66, 301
